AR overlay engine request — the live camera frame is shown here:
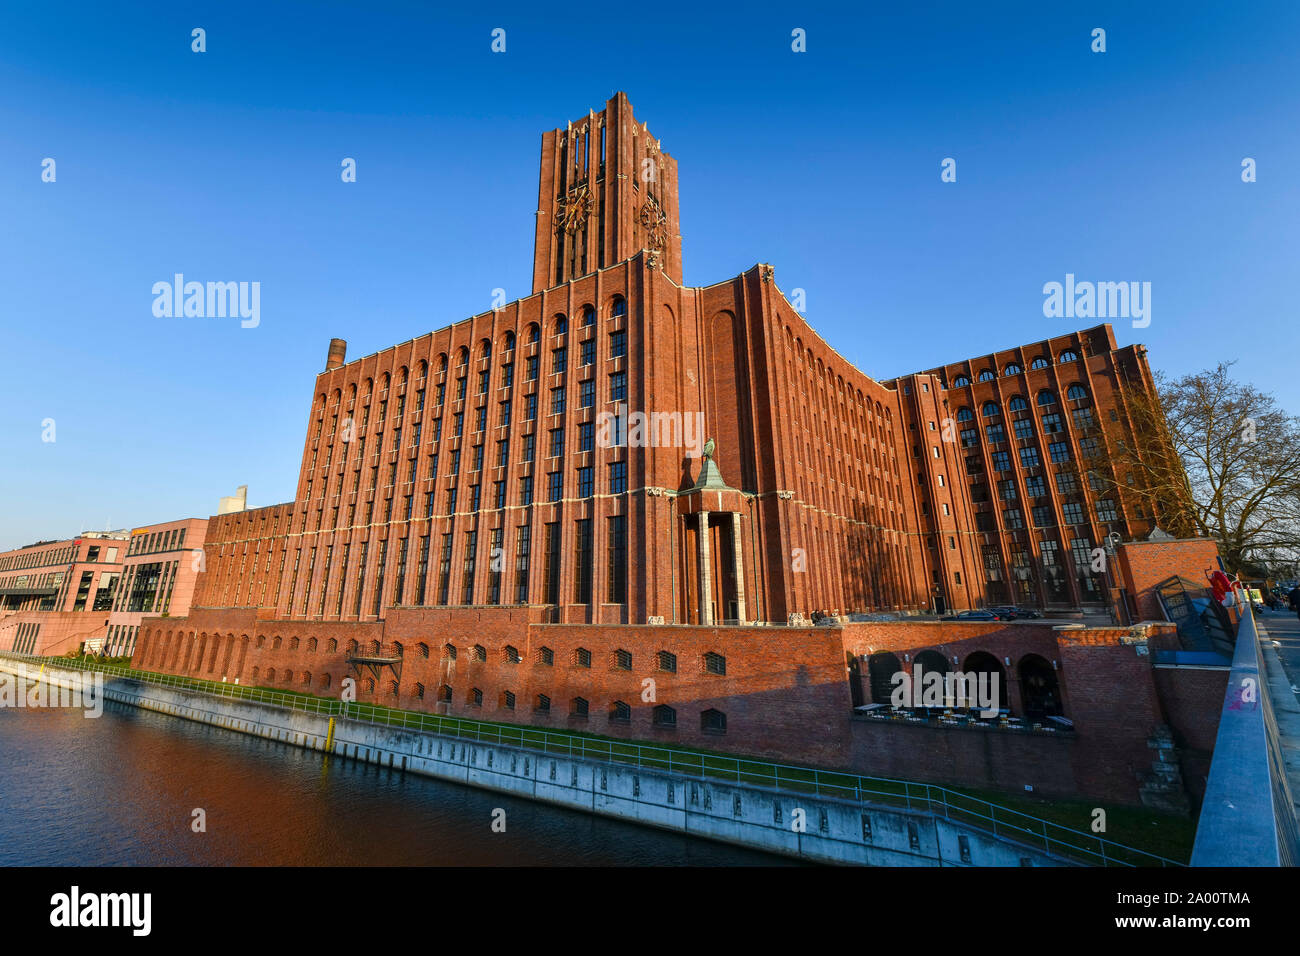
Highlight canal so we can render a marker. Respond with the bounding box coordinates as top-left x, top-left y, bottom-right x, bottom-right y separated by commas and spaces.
0, 699, 794, 866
